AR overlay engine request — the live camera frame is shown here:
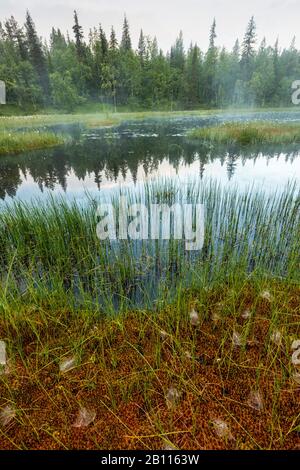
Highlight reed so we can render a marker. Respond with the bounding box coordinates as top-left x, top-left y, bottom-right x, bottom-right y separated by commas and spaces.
0, 178, 298, 312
